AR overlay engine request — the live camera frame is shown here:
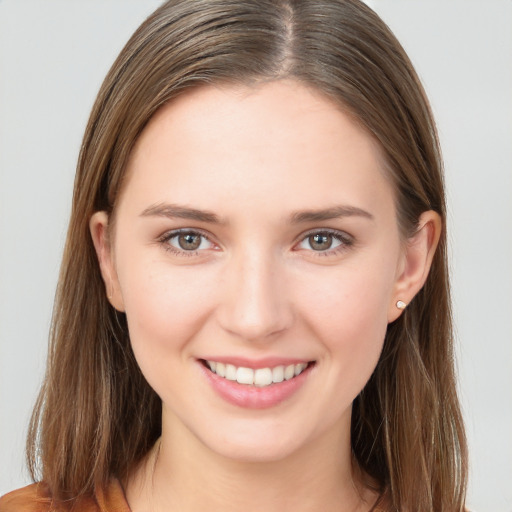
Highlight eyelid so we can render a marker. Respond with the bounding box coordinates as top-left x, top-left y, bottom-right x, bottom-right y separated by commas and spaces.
293, 228, 354, 255
158, 228, 219, 256
156, 227, 354, 258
